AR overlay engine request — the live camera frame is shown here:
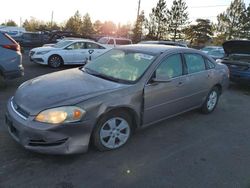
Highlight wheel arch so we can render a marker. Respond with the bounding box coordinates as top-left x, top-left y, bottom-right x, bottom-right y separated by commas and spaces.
95, 106, 140, 132
213, 83, 222, 95
48, 54, 64, 64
